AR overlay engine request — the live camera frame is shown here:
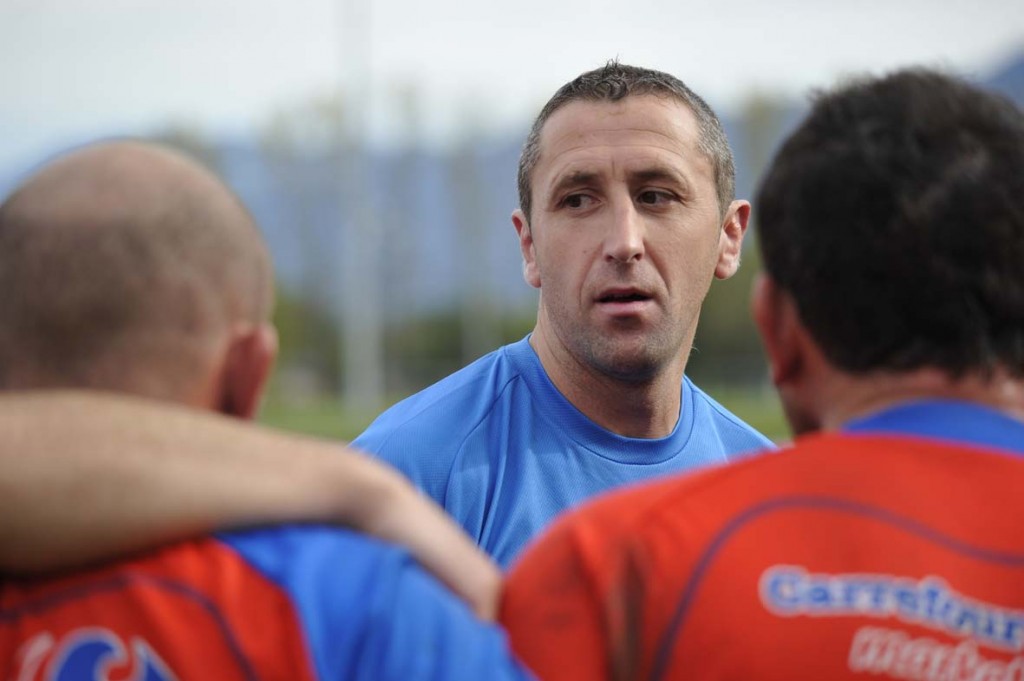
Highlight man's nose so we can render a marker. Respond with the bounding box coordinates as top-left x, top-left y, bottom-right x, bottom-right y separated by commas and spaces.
604, 201, 645, 263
